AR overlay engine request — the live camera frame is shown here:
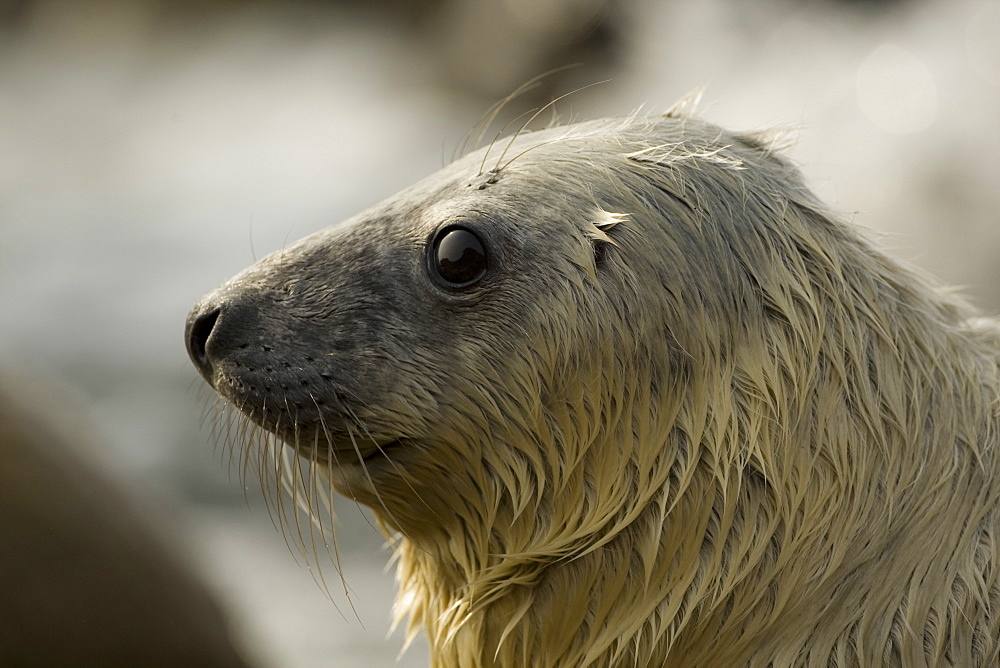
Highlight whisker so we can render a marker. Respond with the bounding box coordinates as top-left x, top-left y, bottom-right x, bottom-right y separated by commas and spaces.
461, 64, 582, 163
492, 80, 610, 174
306, 399, 363, 621
345, 423, 399, 535
478, 107, 540, 178
199, 388, 371, 622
